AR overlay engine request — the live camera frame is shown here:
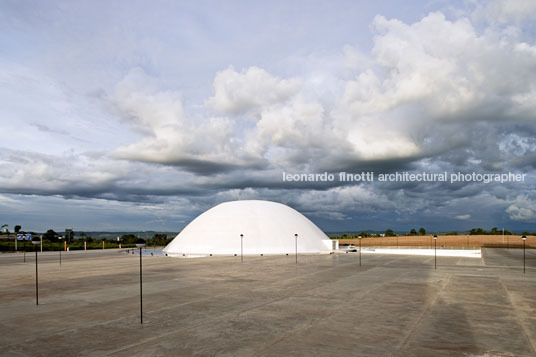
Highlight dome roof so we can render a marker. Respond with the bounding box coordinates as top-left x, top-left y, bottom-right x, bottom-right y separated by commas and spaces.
163, 200, 332, 256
